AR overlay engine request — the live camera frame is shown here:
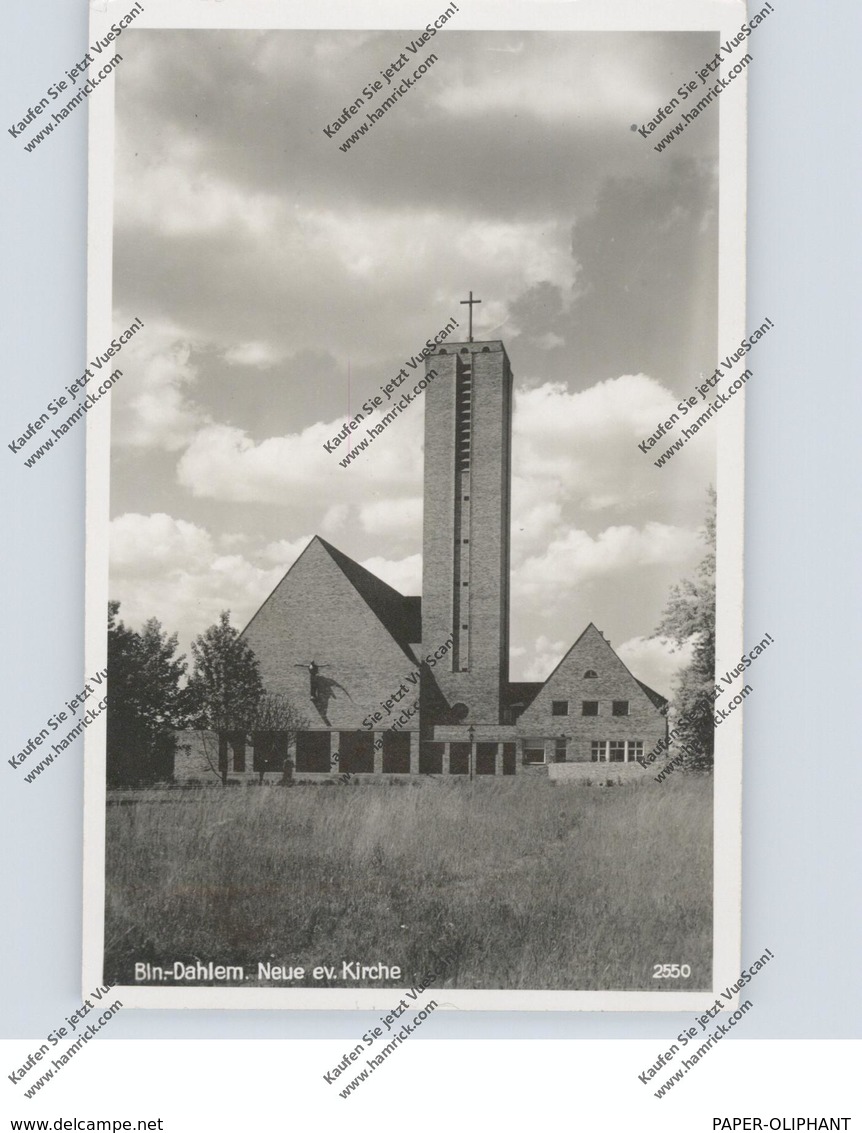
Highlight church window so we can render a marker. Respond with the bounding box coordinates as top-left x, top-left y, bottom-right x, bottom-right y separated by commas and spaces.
463, 495, 470, 500
591, 739, 644, 762
551, 700, 568, 716
419, 742, 444, 775
476, 743, 497, 775
382, 731, 411, 774
449, 742, 470, 774
612, 700, 629, 716
502, 743, 516, 775
252, 731, 288, 773
339, 731, 374, 774
462, 624, 469, 629
295, 731, 330, 773
583, 670, 598, 679
590, 740, 606, 762
581, 701, 599, 716
524, 738, 545, 764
